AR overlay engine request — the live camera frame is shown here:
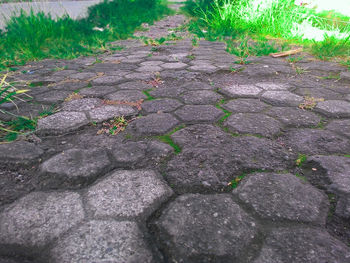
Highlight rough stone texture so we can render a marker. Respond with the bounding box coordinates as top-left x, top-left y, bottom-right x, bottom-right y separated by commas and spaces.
37, 111, 89, 135
50, 220, 154, 263
69, 72, 96, 80
253, 227, 350, 263
174, 105, 224, 123
307, 156, 350, 219
91, 75, 125, 85
118, 81, 153, 90
127, 113, 180, 136
0, 141, 43, 165
85, 170, 173, 219
266, 107, 321, 127
294, 87, 343, 100
180, 90, 223, 105
78, 86, 118, 97
255, 82, 290, 91
283, 129, 350, 155
315, 100, 350, 117
223, 113, 282, 137
233, 172, 329, 224
142, 98, 182, 113
261, 91, 303, 106
105, 90, 147, 101
88, 105, 137, 122
188, 64, 218, 73
39, 148, 112, 189
155, 194, 259, 263
326, 119, 350, 138
222, 99, 269, 113
161, 62, 188, 70
62, 98, 102, 112
180, 81, 213, 90
0, 192, 84, 252
34, 90, 71, 104
220, 85, 262, 98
